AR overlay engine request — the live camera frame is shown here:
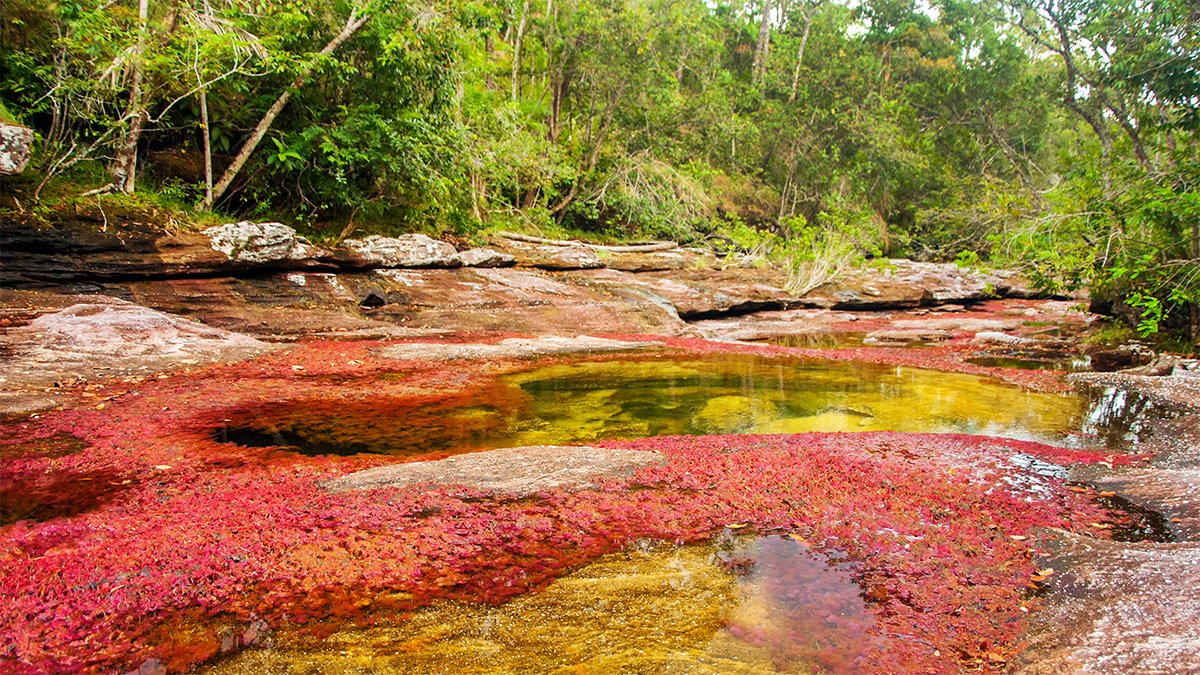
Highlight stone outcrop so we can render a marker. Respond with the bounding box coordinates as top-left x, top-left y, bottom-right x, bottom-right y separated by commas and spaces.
340, 234, 461, 269
0, 298, 274, 390
456, 247, 516, 268
322, 445, 665, 496
0, 123, 33, 175
202, 221, 329, 265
